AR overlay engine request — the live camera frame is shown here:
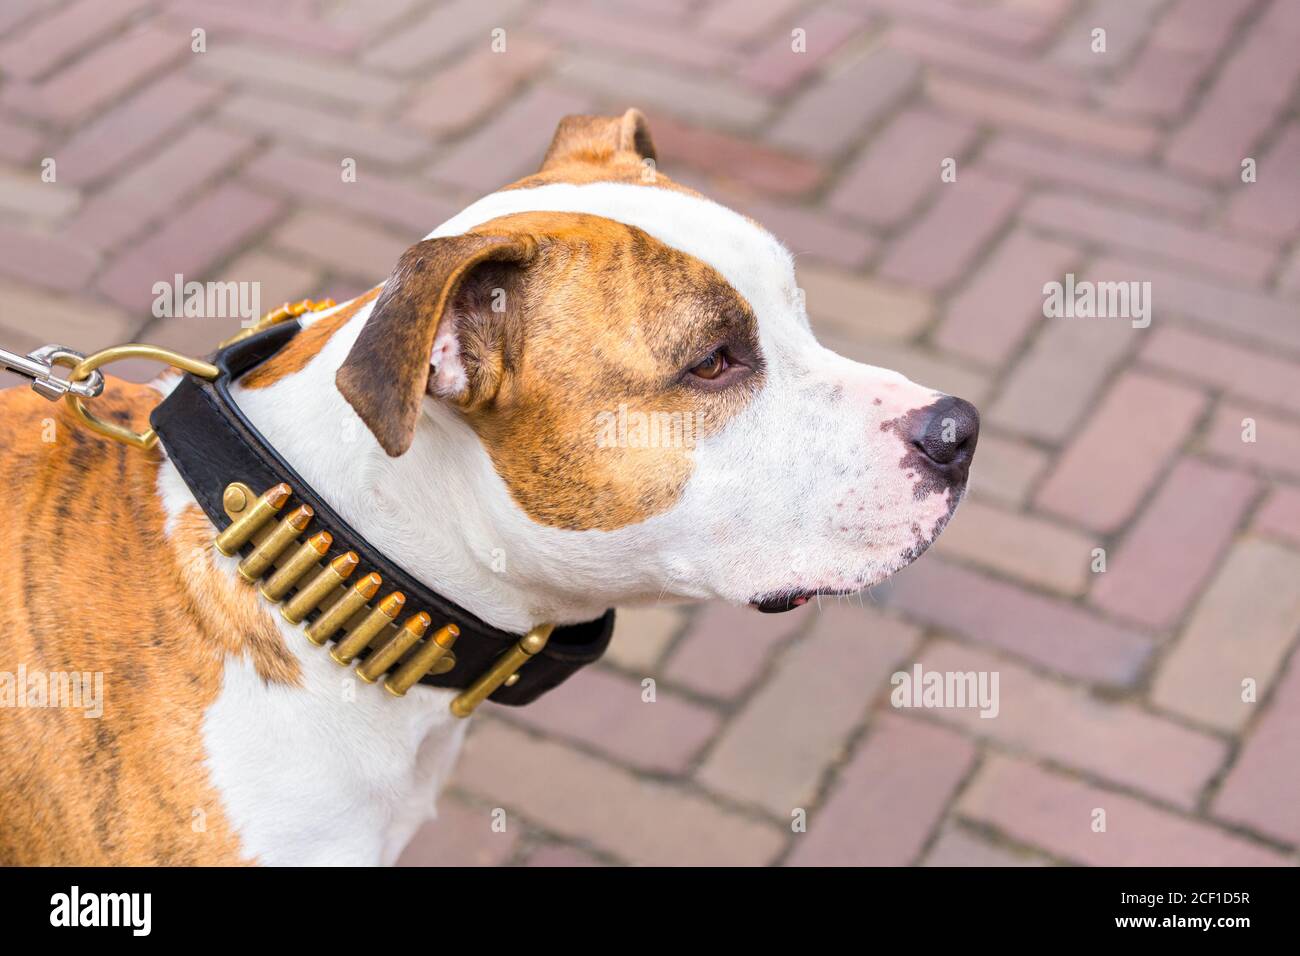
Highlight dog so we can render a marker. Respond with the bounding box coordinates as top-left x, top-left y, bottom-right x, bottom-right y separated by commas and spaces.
0, 110, 978, 865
